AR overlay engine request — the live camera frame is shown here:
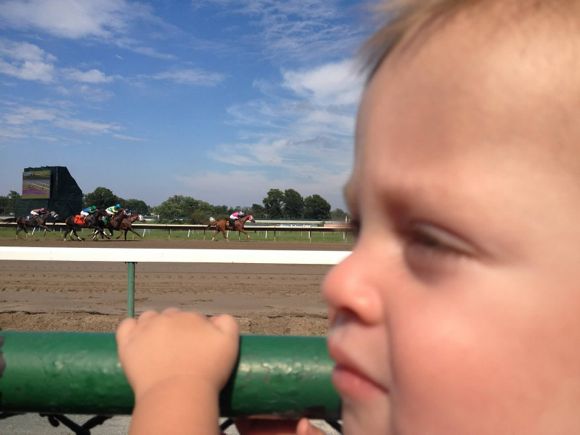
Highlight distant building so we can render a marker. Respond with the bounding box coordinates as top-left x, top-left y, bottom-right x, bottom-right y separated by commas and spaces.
15, 166, 83, 218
